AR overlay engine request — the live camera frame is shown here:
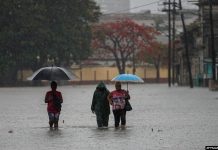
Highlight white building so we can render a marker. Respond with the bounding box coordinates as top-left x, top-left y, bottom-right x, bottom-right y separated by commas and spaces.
94, 0, 130, 14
